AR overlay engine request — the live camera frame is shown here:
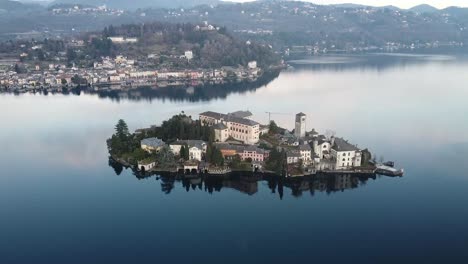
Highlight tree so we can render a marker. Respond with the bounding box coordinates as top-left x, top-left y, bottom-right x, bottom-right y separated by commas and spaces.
66, 48, 77, 62
211, 146, 224, 166
180, 145, 189, 161
269, 120, 280, 135
71, 74, 84, 85
61, 79, 67, 85
14, 64, 21, 74
230, 154, 242, 168
115, 119, 130, 141
179, 122, 185, 139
